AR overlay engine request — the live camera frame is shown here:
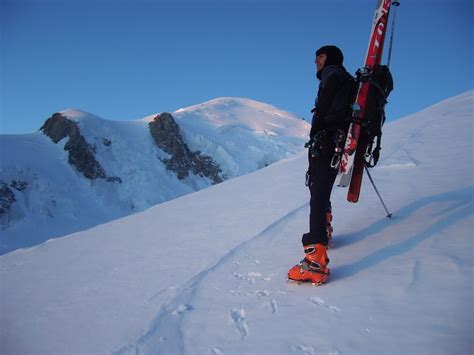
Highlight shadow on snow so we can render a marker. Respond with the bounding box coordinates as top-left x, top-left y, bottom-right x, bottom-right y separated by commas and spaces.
331, 186, 473, 282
